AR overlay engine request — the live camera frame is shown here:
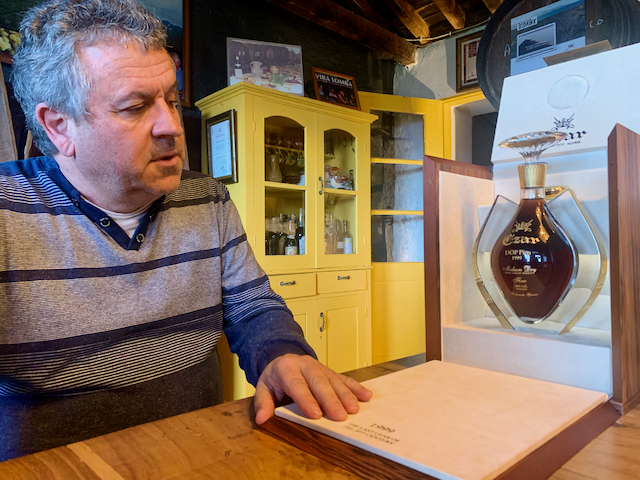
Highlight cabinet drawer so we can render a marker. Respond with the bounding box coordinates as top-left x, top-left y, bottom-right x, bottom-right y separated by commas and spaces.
317, 270, 366, 294
270, 273, 316, 299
